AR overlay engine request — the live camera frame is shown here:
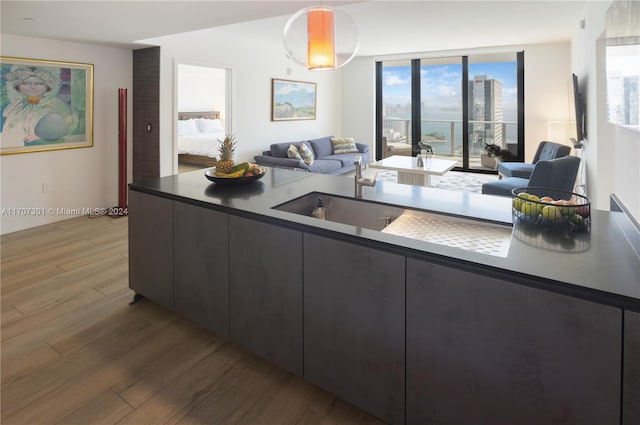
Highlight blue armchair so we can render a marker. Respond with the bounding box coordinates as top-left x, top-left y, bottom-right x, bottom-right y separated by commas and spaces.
482, 155, 581, 198
498, 141, 571, 179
